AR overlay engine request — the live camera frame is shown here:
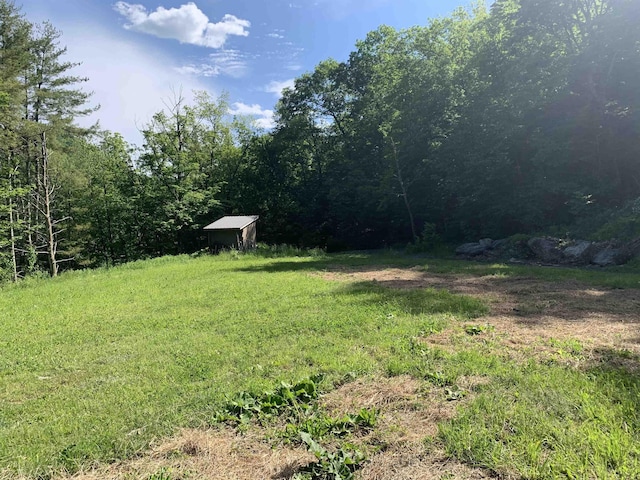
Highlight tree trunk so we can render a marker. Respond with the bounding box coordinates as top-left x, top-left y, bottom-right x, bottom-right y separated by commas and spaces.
8, 164, 19, 282
40, 131, 58, 277
389, 135, 418, 241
